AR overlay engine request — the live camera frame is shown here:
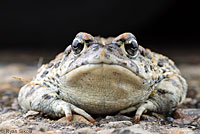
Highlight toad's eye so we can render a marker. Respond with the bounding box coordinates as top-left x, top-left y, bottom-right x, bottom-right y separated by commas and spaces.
124, 40, 138, 56
72, 39, 84, 54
